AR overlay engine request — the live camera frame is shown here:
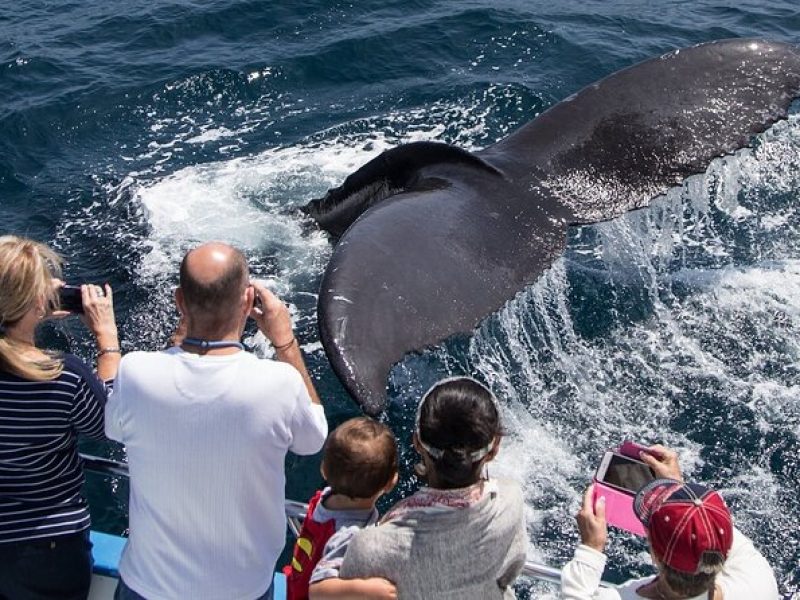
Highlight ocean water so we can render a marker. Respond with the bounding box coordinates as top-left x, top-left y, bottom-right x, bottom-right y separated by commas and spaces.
2, 1, 800, 596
